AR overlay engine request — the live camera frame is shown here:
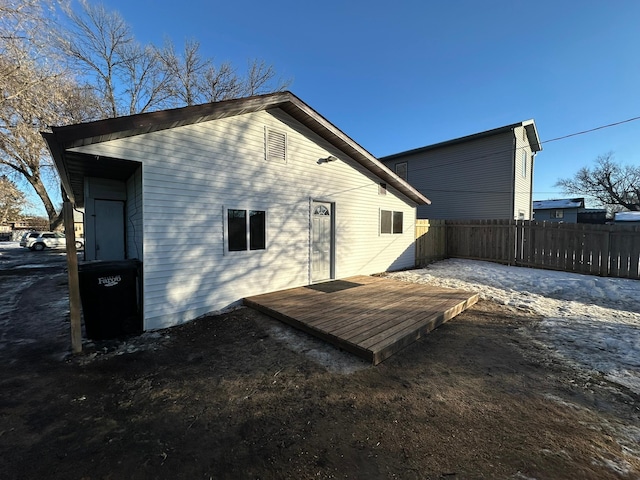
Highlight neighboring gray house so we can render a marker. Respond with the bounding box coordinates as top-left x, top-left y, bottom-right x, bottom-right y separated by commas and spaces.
533, 198, 585, 223
381, 120, 542, 220
44, 92, 430, 331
